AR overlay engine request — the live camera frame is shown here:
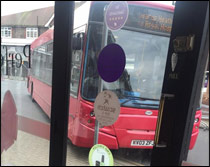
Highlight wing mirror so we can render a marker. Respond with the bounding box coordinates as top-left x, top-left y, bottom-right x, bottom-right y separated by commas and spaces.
73, 33, 83, 50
